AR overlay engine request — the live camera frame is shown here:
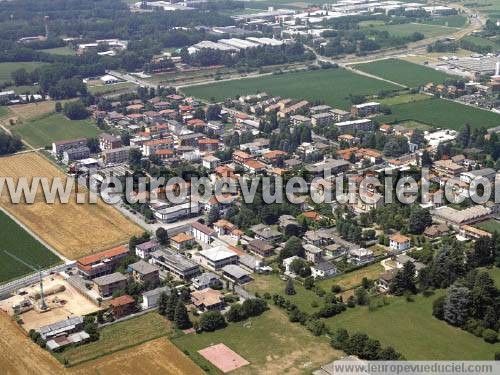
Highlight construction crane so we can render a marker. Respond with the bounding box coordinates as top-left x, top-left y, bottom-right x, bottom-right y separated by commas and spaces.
4, 251, 48, 310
